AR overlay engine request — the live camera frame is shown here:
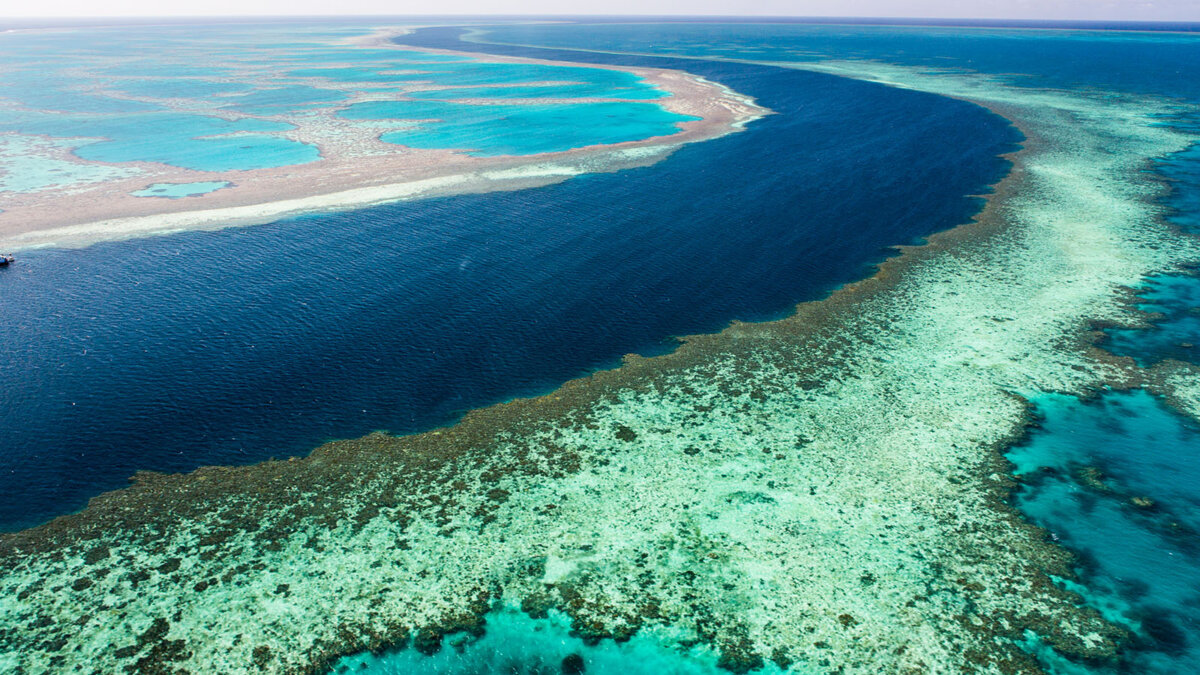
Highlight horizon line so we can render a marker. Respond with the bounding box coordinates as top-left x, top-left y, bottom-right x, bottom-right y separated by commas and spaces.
3, 14, 1200, 26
